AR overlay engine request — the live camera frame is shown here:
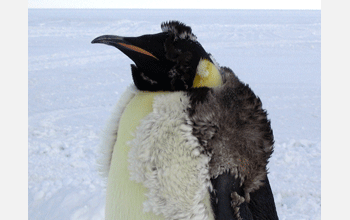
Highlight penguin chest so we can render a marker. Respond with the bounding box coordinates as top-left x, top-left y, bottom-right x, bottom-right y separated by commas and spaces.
105, 91, 214, 220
